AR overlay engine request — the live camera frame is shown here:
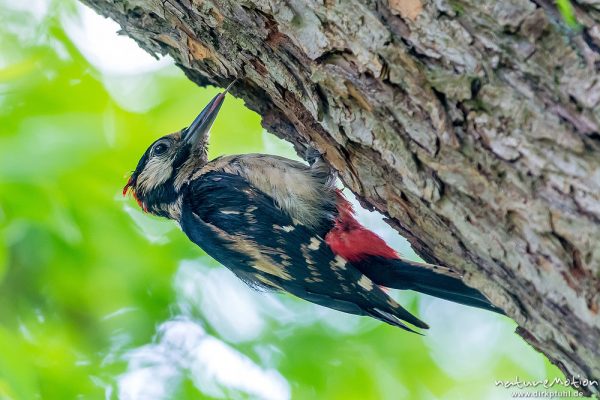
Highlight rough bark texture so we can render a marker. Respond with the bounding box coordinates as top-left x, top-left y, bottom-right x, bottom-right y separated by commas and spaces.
82, 0, 600, 393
